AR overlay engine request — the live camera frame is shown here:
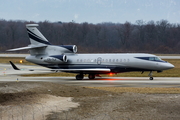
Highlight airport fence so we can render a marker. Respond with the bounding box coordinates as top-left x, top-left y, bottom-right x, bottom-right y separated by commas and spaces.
0, 103, 130, 120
